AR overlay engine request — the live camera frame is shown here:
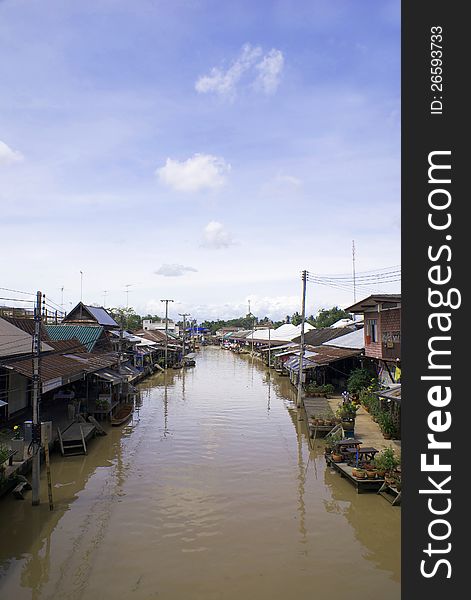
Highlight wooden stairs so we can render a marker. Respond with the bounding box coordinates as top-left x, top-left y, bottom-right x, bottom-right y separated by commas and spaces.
57, 421, 95, 456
